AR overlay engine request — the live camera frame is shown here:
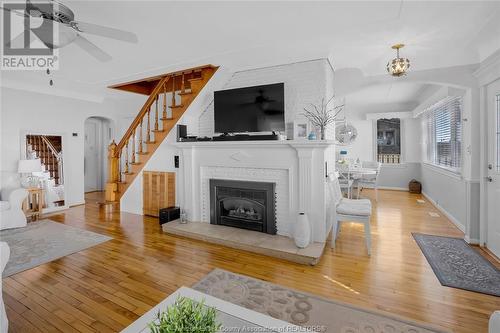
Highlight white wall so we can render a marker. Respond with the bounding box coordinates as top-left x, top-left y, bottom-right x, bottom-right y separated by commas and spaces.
0, 87, 135, 206
199, 59, 333, 138
415, 86, 479, 236
120, 59, 334, 215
